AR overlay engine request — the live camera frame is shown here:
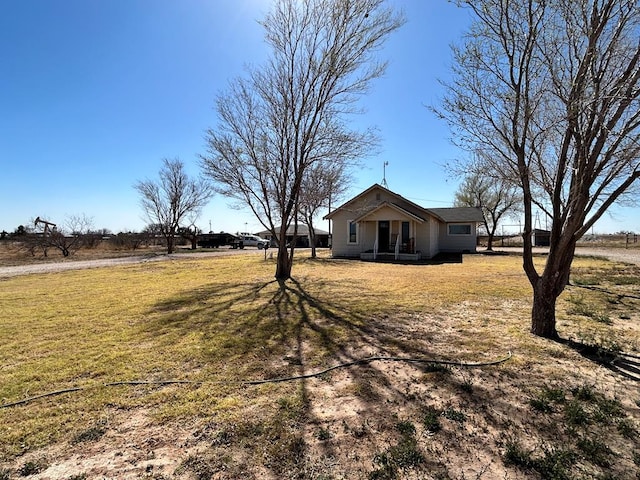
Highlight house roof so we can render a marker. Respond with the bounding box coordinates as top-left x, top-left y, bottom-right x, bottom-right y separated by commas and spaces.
354, 201, 426, 223
325, 183, 427, 220
426, 207, 485, 223
325, 184, 485, 224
